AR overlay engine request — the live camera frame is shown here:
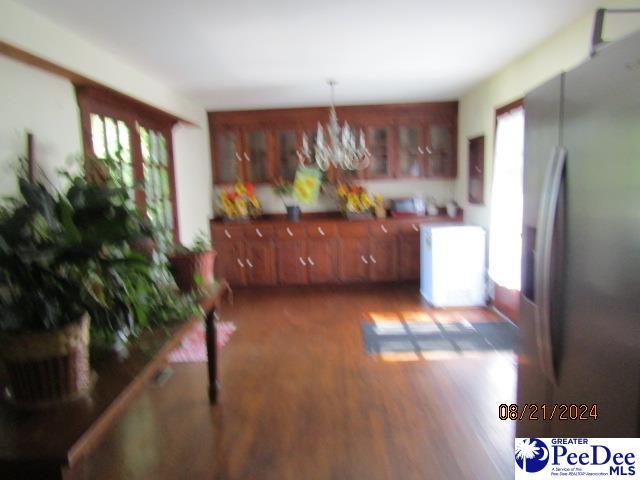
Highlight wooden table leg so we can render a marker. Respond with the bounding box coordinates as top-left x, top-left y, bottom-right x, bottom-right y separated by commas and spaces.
204, 308, 217, 404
